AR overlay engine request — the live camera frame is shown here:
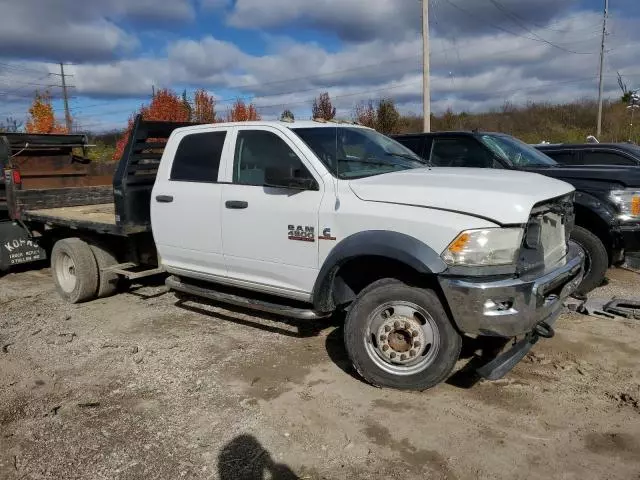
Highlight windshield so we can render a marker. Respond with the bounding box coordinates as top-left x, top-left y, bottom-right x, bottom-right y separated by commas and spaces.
480, 134, 557, 167
293, 127, 427, 179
